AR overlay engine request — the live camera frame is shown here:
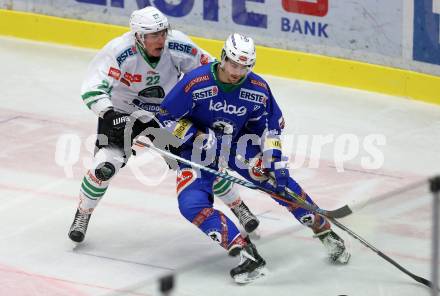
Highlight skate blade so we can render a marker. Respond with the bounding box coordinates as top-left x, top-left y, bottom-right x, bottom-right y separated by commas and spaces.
233, 266, 268, 284
336, 250, 351, 264
69, 237, 85, 250
71, 241, 84, 251
330, 249, 351, 265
